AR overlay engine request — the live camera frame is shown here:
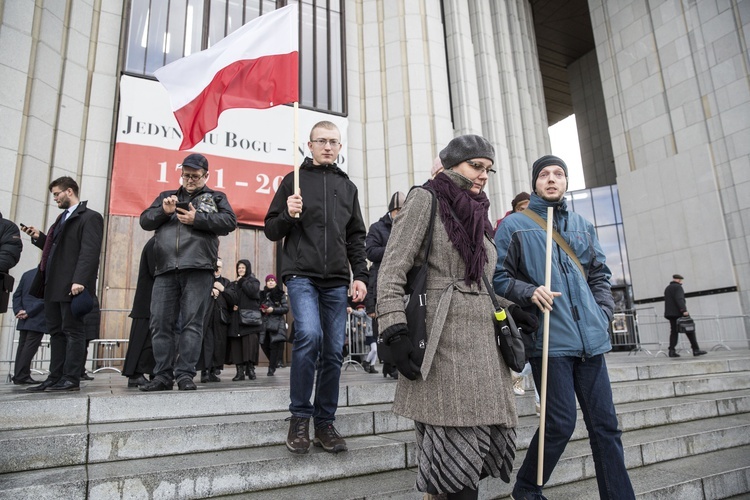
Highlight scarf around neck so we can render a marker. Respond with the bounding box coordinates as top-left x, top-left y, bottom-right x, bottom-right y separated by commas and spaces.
428, 170, 493, 285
